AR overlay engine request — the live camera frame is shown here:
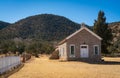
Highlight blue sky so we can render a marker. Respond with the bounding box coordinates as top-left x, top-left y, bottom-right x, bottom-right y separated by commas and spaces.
0, 0, 119, 26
